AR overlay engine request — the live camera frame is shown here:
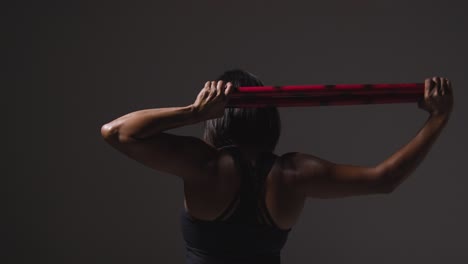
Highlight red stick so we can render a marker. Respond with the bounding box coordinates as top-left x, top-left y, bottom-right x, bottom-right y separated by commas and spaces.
226, 83, 424, 107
